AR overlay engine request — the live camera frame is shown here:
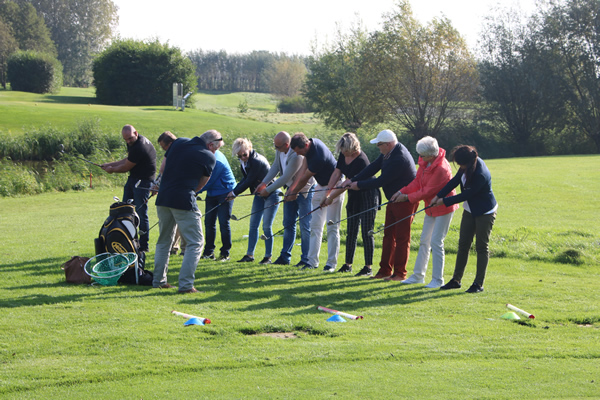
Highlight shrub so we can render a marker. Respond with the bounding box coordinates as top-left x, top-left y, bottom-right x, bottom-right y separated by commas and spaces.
7, 50, 63, 94
93, 39, 197, 106
277, 96, 313, 113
